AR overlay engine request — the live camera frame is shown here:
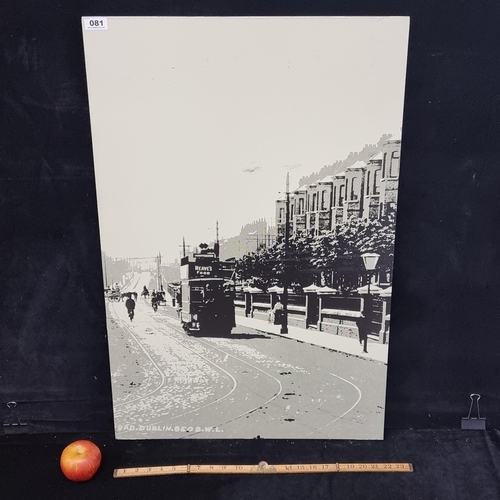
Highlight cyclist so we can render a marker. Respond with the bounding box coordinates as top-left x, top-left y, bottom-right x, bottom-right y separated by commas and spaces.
151, 291, 159, 312
125, 295, 136, 321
